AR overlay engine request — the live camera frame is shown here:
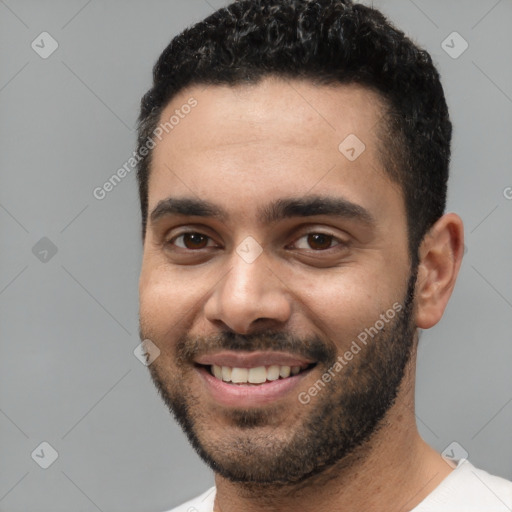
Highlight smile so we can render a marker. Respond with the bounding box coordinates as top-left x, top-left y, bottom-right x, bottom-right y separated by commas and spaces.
209, 363, 312, 384
194, 352, 317, 407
